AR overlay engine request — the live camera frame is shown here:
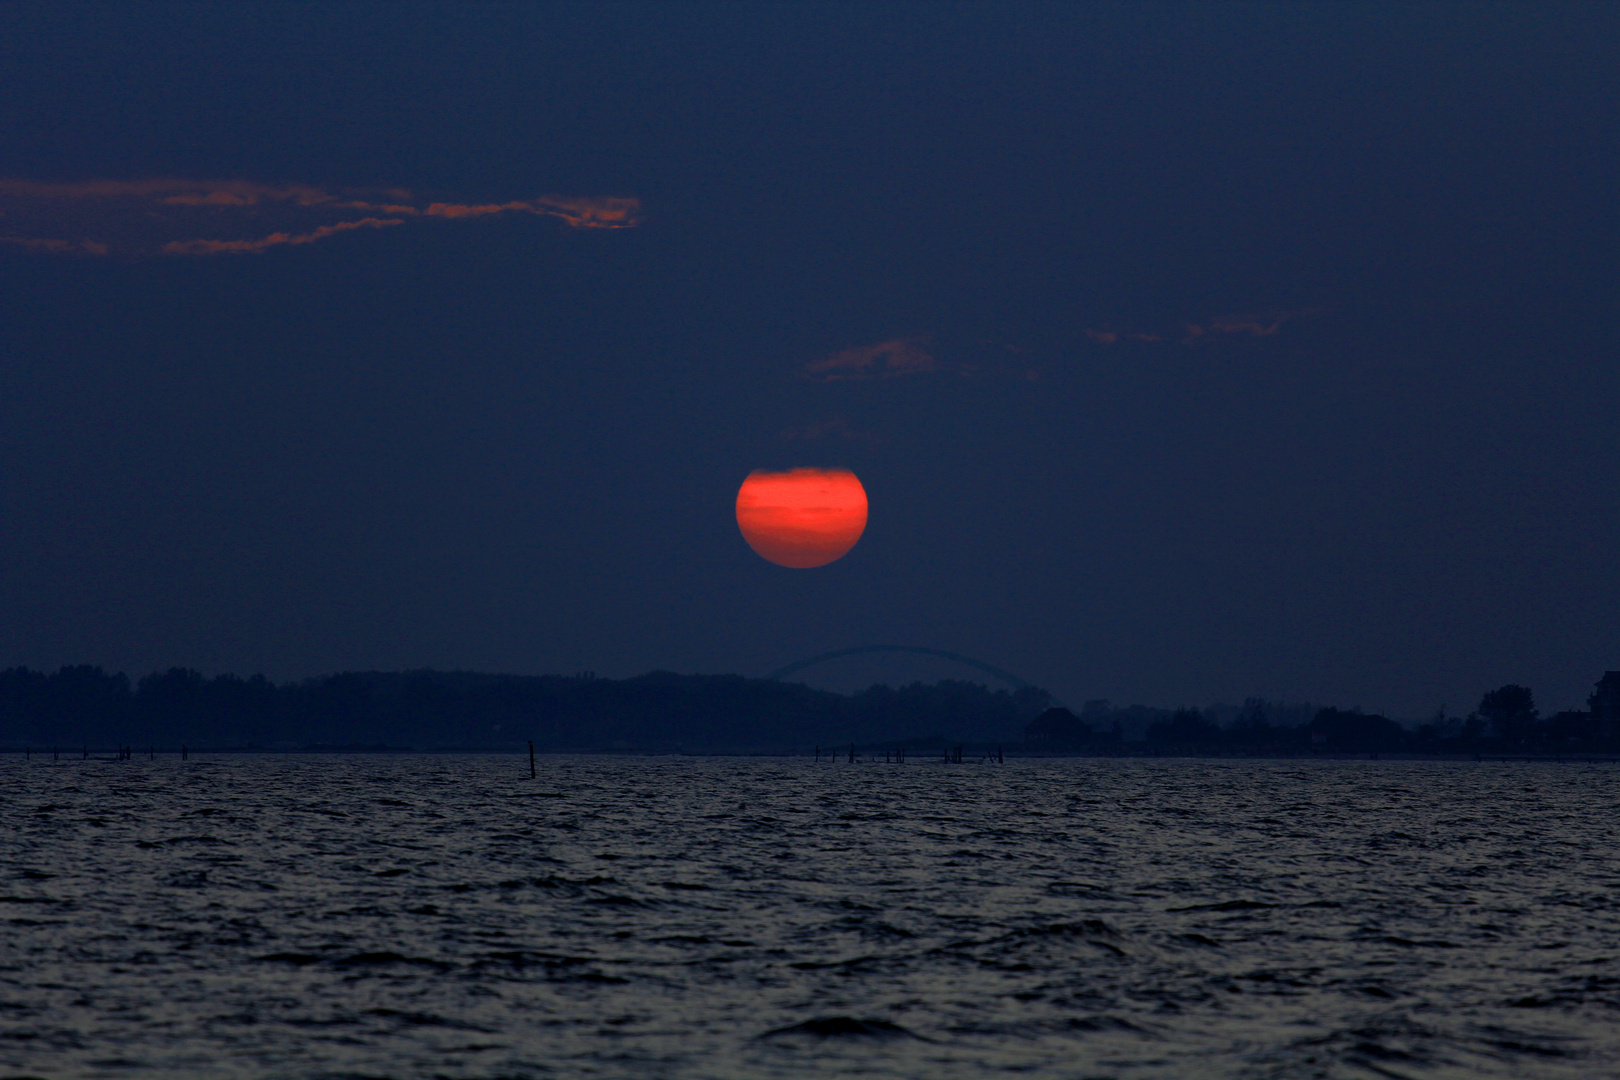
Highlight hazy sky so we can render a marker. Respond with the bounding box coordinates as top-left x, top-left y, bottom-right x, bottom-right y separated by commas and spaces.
2, 2, 1616, 716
